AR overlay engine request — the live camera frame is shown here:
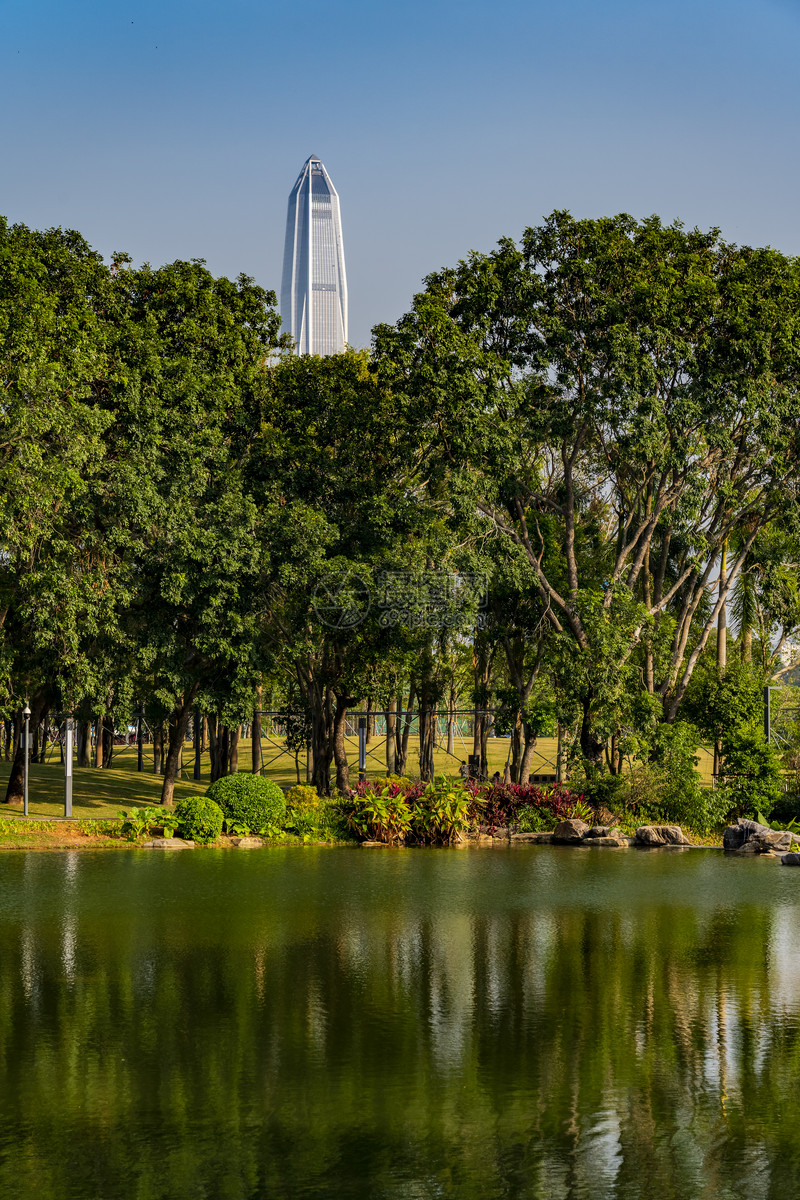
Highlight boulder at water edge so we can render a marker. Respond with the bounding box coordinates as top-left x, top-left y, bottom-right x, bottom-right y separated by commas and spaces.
142, 838, 195, 849
552, 818, 591, 843
635, 825, 690, 846
724, 818, 800, 853
582, 836, 631, 847
723, 818, 773, 851
781, 852, 800, 866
